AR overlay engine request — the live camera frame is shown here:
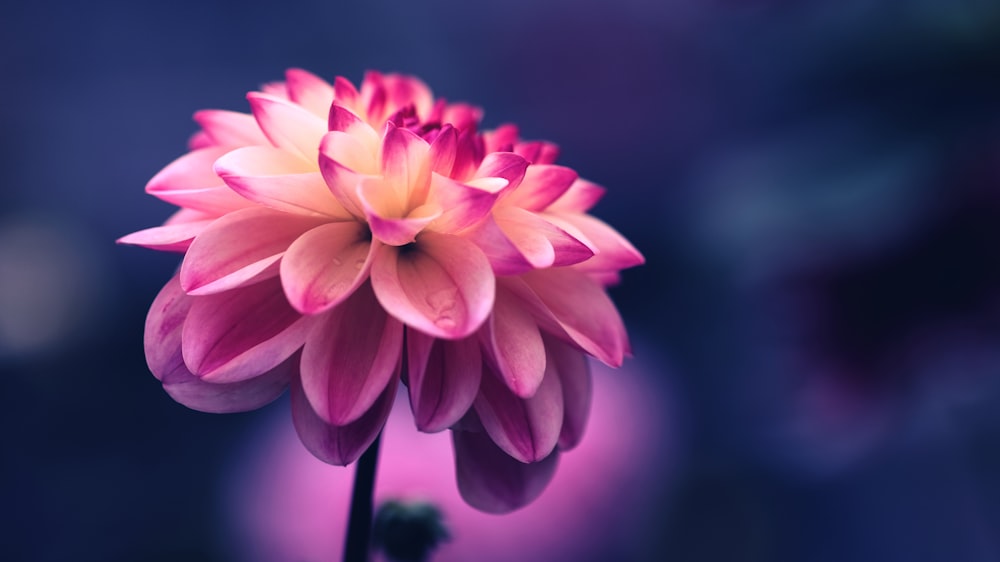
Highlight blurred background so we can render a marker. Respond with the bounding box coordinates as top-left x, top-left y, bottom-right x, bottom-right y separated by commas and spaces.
3, 0, 1000, 560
